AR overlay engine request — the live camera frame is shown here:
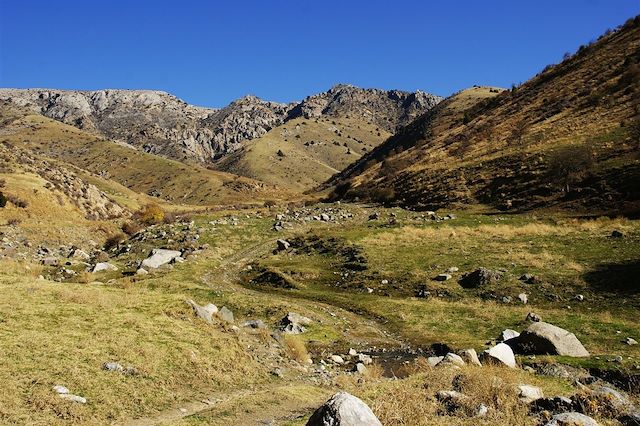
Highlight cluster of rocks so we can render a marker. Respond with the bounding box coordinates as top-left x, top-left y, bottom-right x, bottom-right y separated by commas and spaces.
271, 206, 355, 231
